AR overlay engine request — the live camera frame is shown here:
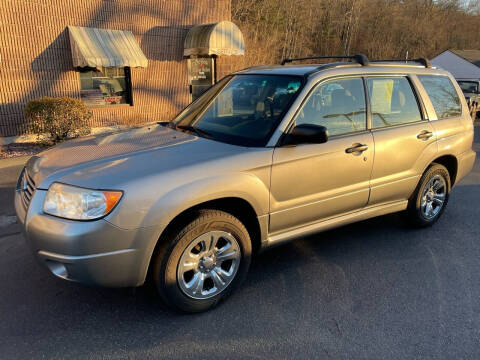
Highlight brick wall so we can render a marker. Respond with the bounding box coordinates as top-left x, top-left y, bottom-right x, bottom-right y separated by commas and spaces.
0, 0, 244, 137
